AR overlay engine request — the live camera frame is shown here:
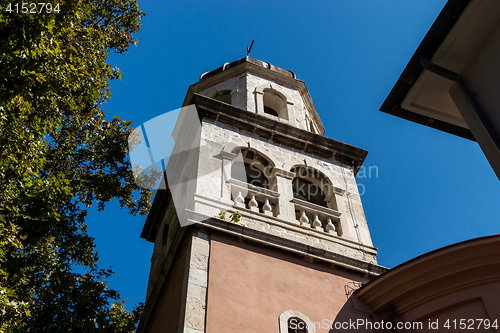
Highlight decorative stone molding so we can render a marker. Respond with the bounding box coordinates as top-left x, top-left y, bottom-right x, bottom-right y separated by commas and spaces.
192, 94, 366, 173
218, 150, 237, 160
193, 193, 375, 250
279, 310, 316, 333
273, 168, 295, 180
333, 186, 346, 196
